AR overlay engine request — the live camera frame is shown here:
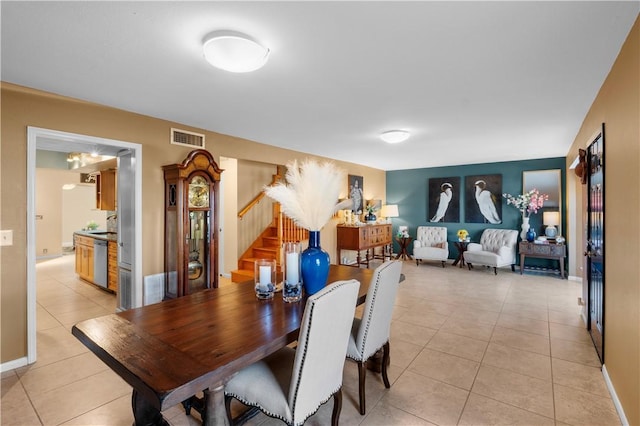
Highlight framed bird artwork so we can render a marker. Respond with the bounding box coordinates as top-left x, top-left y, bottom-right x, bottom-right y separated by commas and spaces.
428, 177, 460, 223
465, 174, 503, 224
